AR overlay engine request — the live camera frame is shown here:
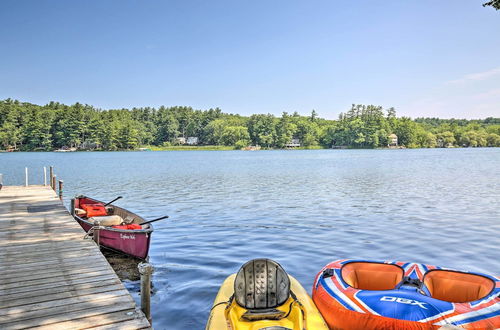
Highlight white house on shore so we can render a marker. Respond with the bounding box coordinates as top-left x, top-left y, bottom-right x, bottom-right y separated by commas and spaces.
285, 138, 301, 148
176, 137, 186, 144
186, 137, 199, 145
388, 133, 398, 147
